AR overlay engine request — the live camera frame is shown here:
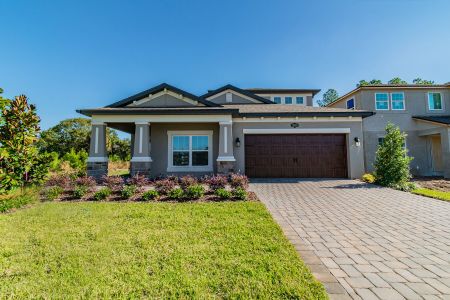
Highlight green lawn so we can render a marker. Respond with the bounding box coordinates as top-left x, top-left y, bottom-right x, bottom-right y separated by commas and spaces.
412, 188, 450, 202
0, 201, 327, 299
